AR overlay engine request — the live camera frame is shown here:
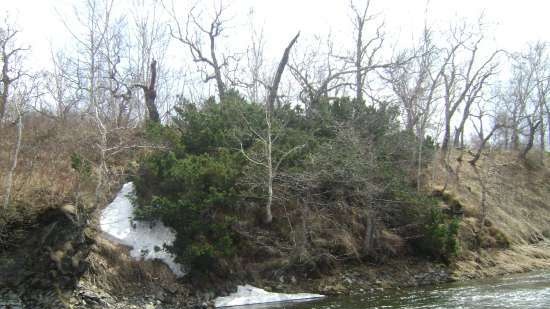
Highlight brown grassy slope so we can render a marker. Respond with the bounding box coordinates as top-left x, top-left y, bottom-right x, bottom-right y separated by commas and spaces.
0, 113, 144, 250
0, 116, 98, 210
429, 149, 550, 278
